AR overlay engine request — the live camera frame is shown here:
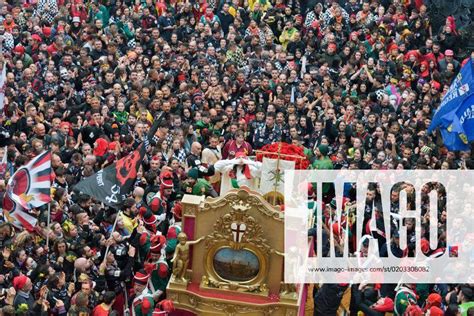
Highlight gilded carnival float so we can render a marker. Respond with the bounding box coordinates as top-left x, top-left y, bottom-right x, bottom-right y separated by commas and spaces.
166, 143, 313, 315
